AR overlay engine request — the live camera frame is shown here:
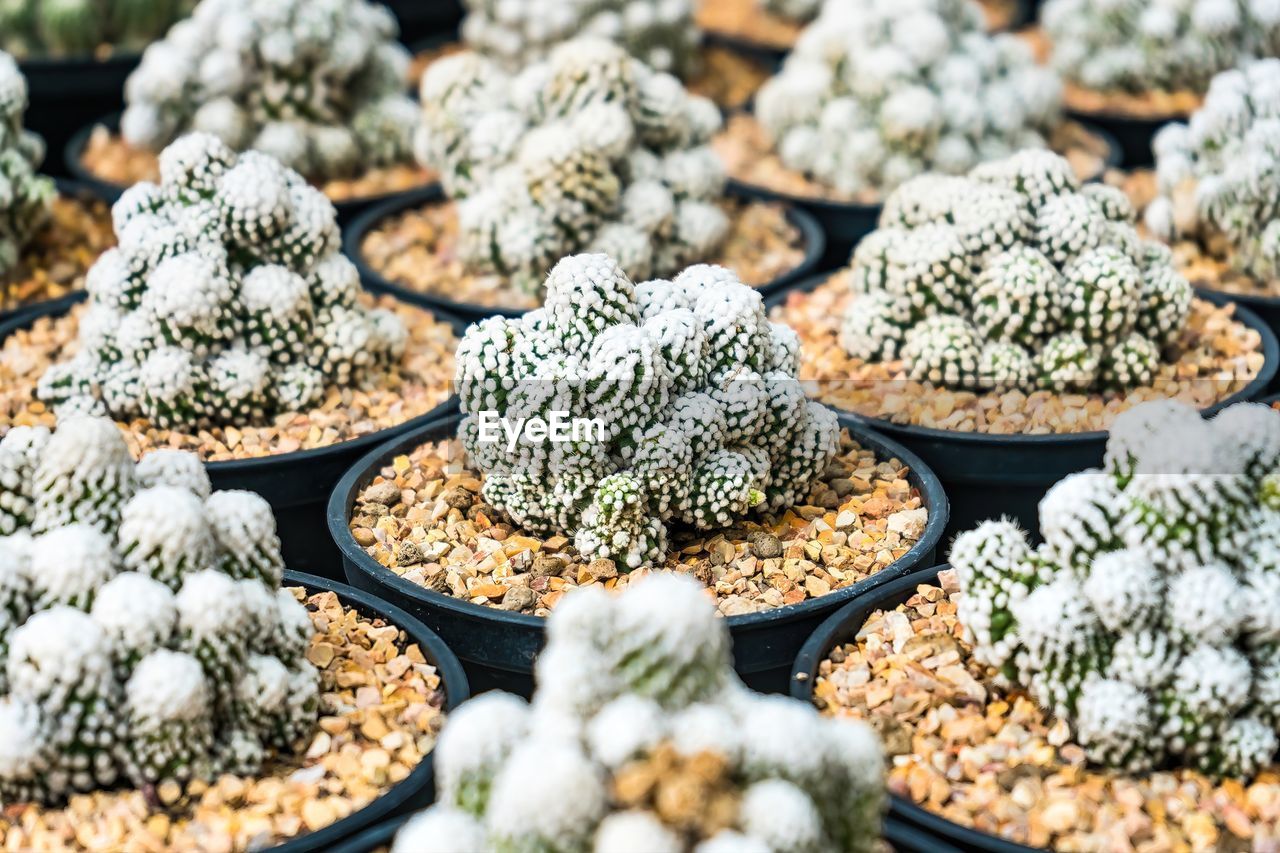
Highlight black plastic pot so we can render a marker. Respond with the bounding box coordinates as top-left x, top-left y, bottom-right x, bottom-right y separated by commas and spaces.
0, 178, 102, 325
766, 277, 1280, 544
729, 122, 1122, 269
19, 53, 137, 180
1063, 107, 1184, 169
387, 0, 463, 45
790, 563, 1039, 853
0, 294, 466, 580
329, 407, 948, 697
274, 570, 469, 853
63, 114, 431, 226
326, 811, 958, 853
700, 28, 788, 72
344, 183, 827, 323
